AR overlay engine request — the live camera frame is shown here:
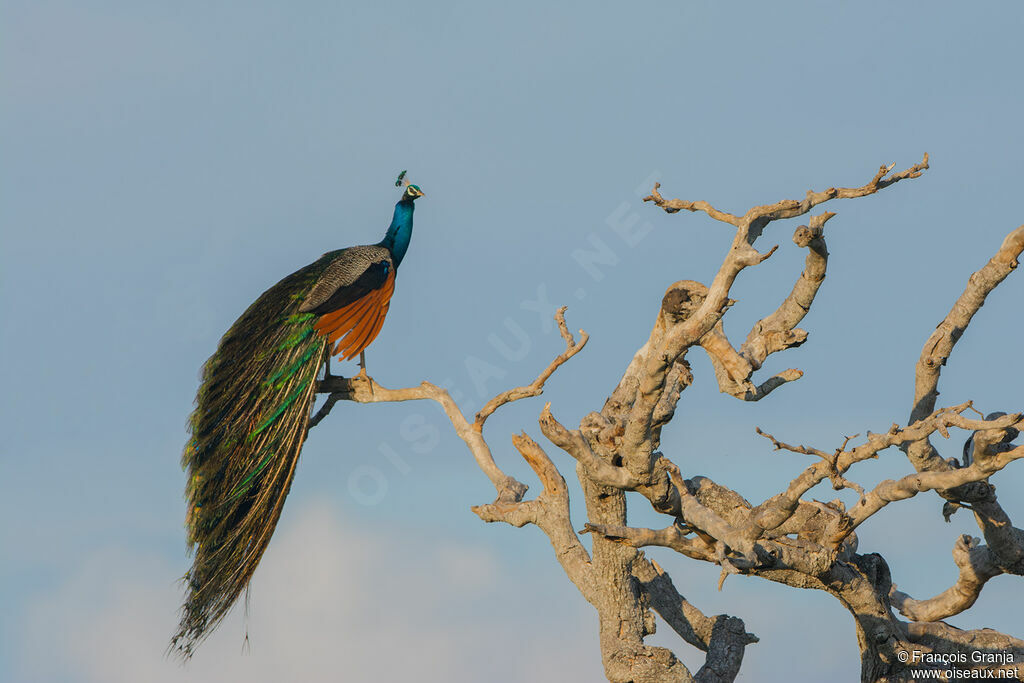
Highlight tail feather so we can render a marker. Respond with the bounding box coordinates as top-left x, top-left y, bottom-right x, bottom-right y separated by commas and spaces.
172, 257, 332, 658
